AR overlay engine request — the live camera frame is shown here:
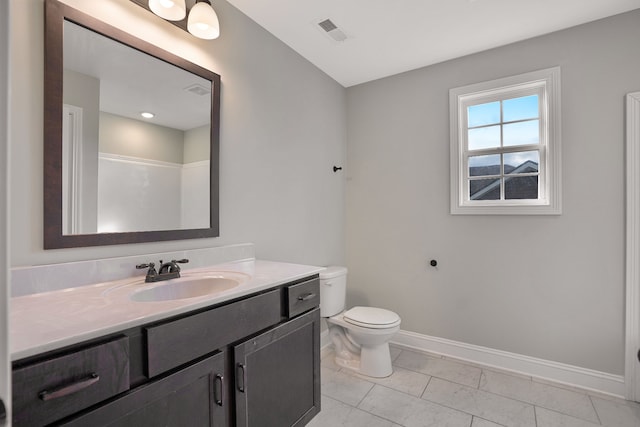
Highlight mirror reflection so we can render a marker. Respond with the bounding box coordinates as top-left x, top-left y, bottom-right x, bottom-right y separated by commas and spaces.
62, 20, 211, 235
